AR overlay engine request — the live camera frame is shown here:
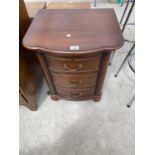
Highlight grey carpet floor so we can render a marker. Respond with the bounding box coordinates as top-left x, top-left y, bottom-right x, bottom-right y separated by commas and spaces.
20, 2, 135, 155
